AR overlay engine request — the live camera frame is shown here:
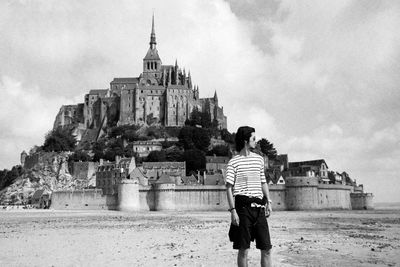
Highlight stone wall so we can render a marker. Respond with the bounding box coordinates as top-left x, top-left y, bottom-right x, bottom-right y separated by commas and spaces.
50, 181, 369, 211
350, 193, 374, 210
51, 189, 117, 210
269, 185, 287, 211
318, 184, 352, 209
